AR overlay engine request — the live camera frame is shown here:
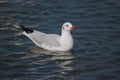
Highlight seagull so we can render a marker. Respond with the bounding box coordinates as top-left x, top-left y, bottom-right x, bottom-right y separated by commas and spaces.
18, 22, 76, 51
